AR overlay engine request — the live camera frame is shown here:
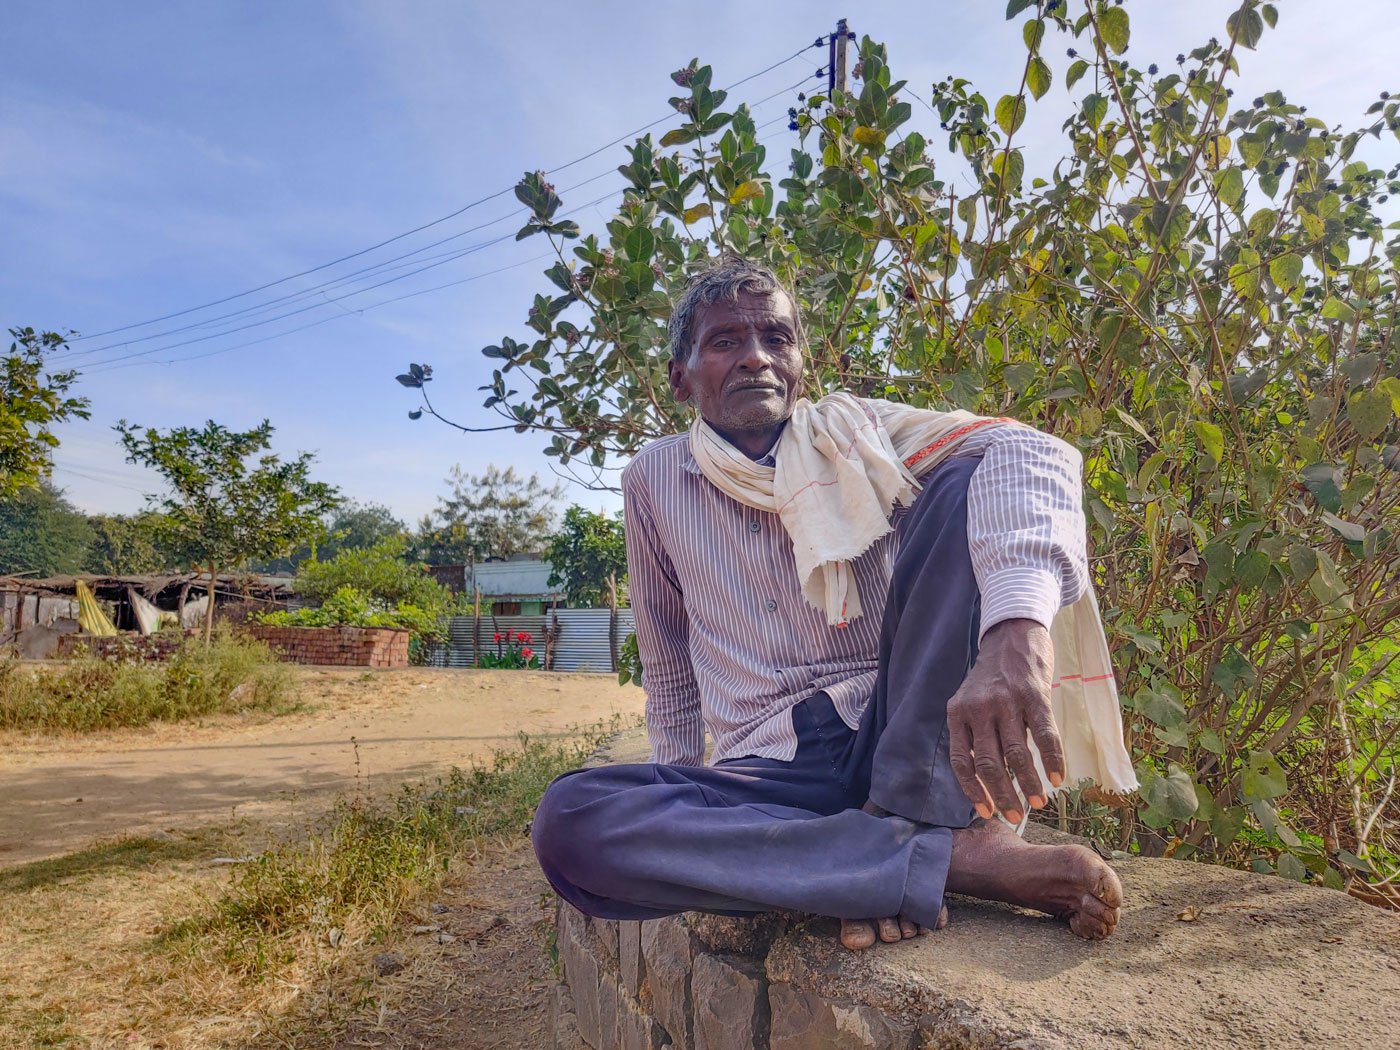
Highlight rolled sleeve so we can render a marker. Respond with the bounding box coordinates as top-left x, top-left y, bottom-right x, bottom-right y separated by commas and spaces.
959, 425, 1090, 639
